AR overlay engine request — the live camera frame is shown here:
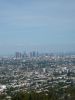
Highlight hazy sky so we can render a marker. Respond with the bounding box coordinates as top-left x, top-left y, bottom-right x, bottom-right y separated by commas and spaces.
0, 0, 75, 55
